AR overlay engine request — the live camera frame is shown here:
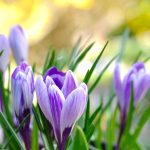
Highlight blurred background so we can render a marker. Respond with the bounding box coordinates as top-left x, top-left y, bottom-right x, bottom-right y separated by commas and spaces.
1, 0, 150, 149
1, 0, 150, 66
